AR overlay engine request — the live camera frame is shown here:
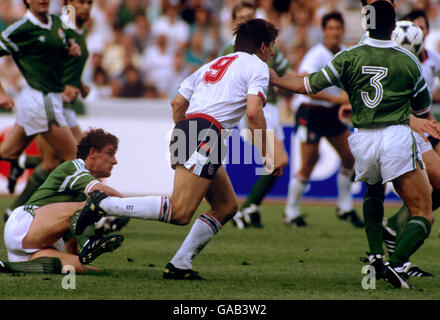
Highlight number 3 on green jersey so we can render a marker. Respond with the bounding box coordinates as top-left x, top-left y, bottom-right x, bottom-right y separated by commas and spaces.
361, 66, 388, 109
